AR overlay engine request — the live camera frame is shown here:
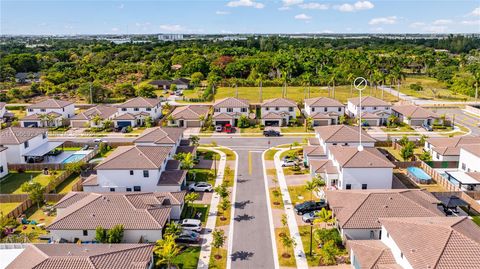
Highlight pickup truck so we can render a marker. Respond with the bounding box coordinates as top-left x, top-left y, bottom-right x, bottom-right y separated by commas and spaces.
294, 200, 327, 215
